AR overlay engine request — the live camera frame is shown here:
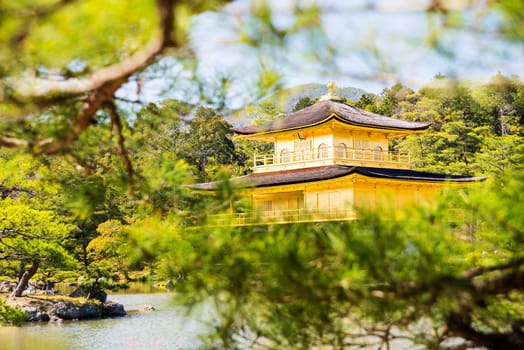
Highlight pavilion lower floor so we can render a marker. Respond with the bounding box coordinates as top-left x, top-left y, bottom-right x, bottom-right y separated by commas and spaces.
207, 174, 448, 226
